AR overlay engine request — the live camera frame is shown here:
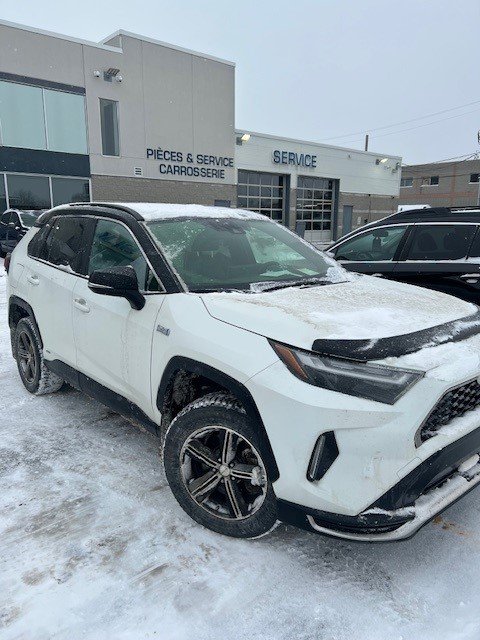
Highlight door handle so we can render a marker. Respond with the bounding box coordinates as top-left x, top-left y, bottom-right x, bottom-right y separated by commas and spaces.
27, 274, 39, 286
73, 298, 90, 313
